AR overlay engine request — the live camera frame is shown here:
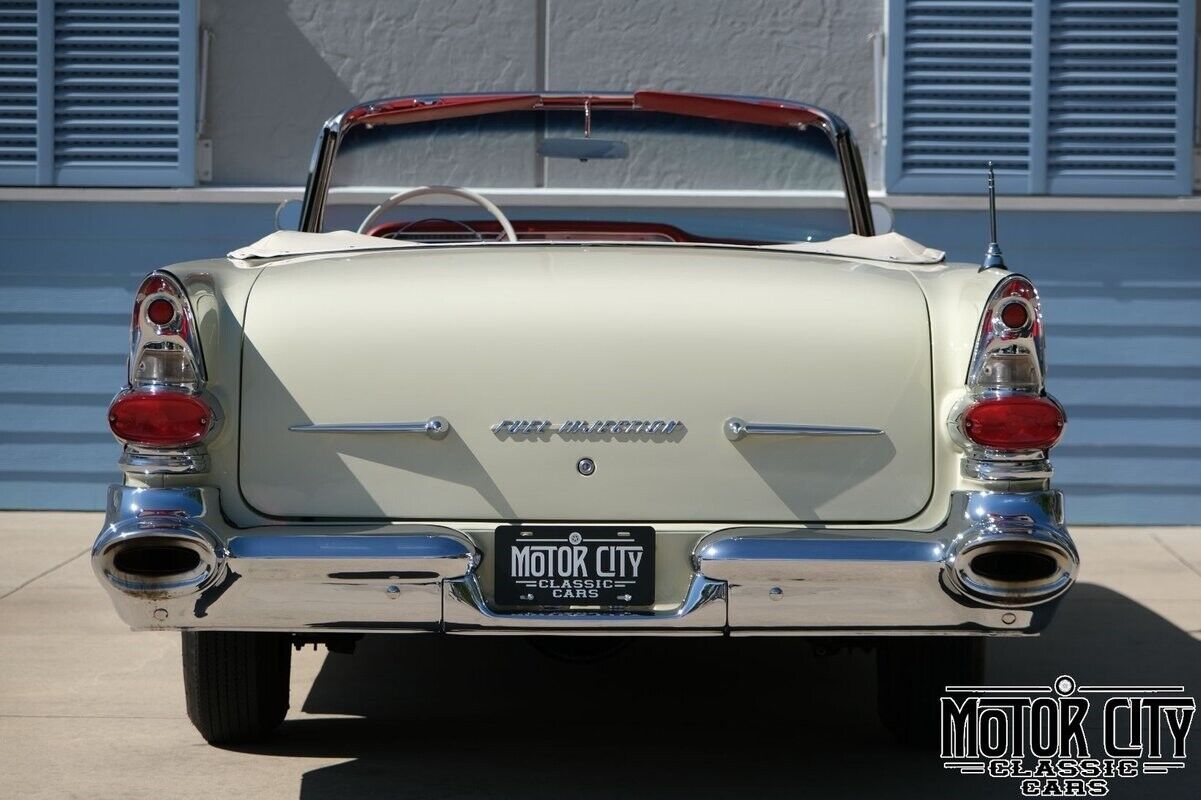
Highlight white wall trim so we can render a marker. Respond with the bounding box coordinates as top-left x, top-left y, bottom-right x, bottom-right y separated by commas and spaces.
1, 185, 1199, 212
880, 194, 1201, 213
